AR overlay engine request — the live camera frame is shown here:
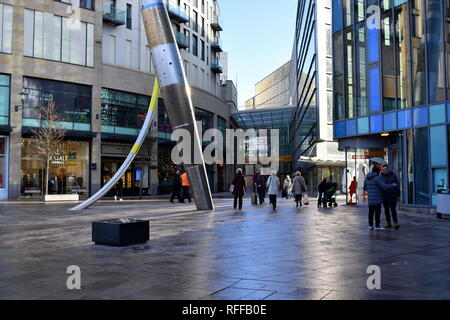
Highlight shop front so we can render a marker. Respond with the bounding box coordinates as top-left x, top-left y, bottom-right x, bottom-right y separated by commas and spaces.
101, 143, 152, 197
21, 139, 89, 198
0, 136, 8, 200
